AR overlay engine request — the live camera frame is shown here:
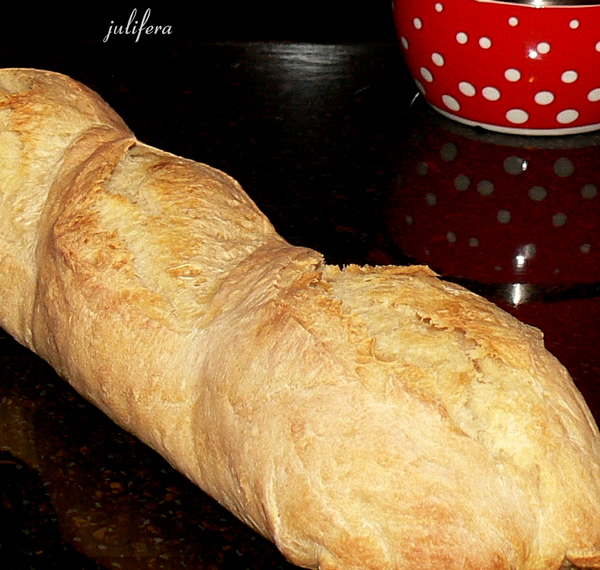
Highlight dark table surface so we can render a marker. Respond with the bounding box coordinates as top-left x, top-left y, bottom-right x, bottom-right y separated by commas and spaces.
2, 5, 600, 569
